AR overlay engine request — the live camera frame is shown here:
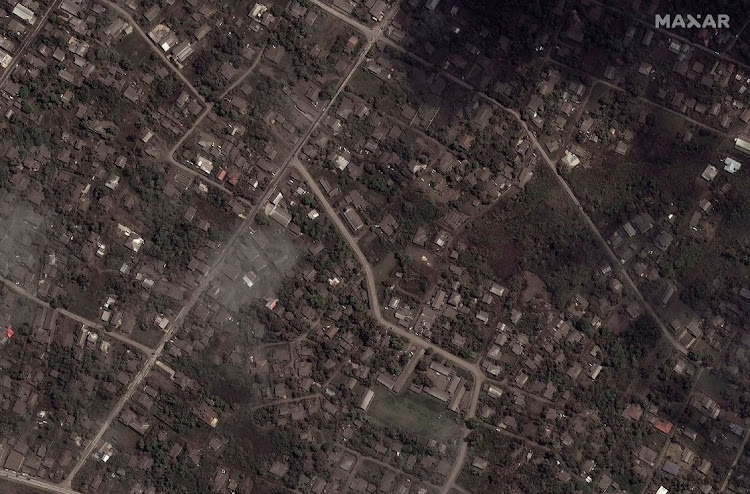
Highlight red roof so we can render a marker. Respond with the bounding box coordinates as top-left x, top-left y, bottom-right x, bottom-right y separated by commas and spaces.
5, 327, 14, 339
654, 419, 674, 434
